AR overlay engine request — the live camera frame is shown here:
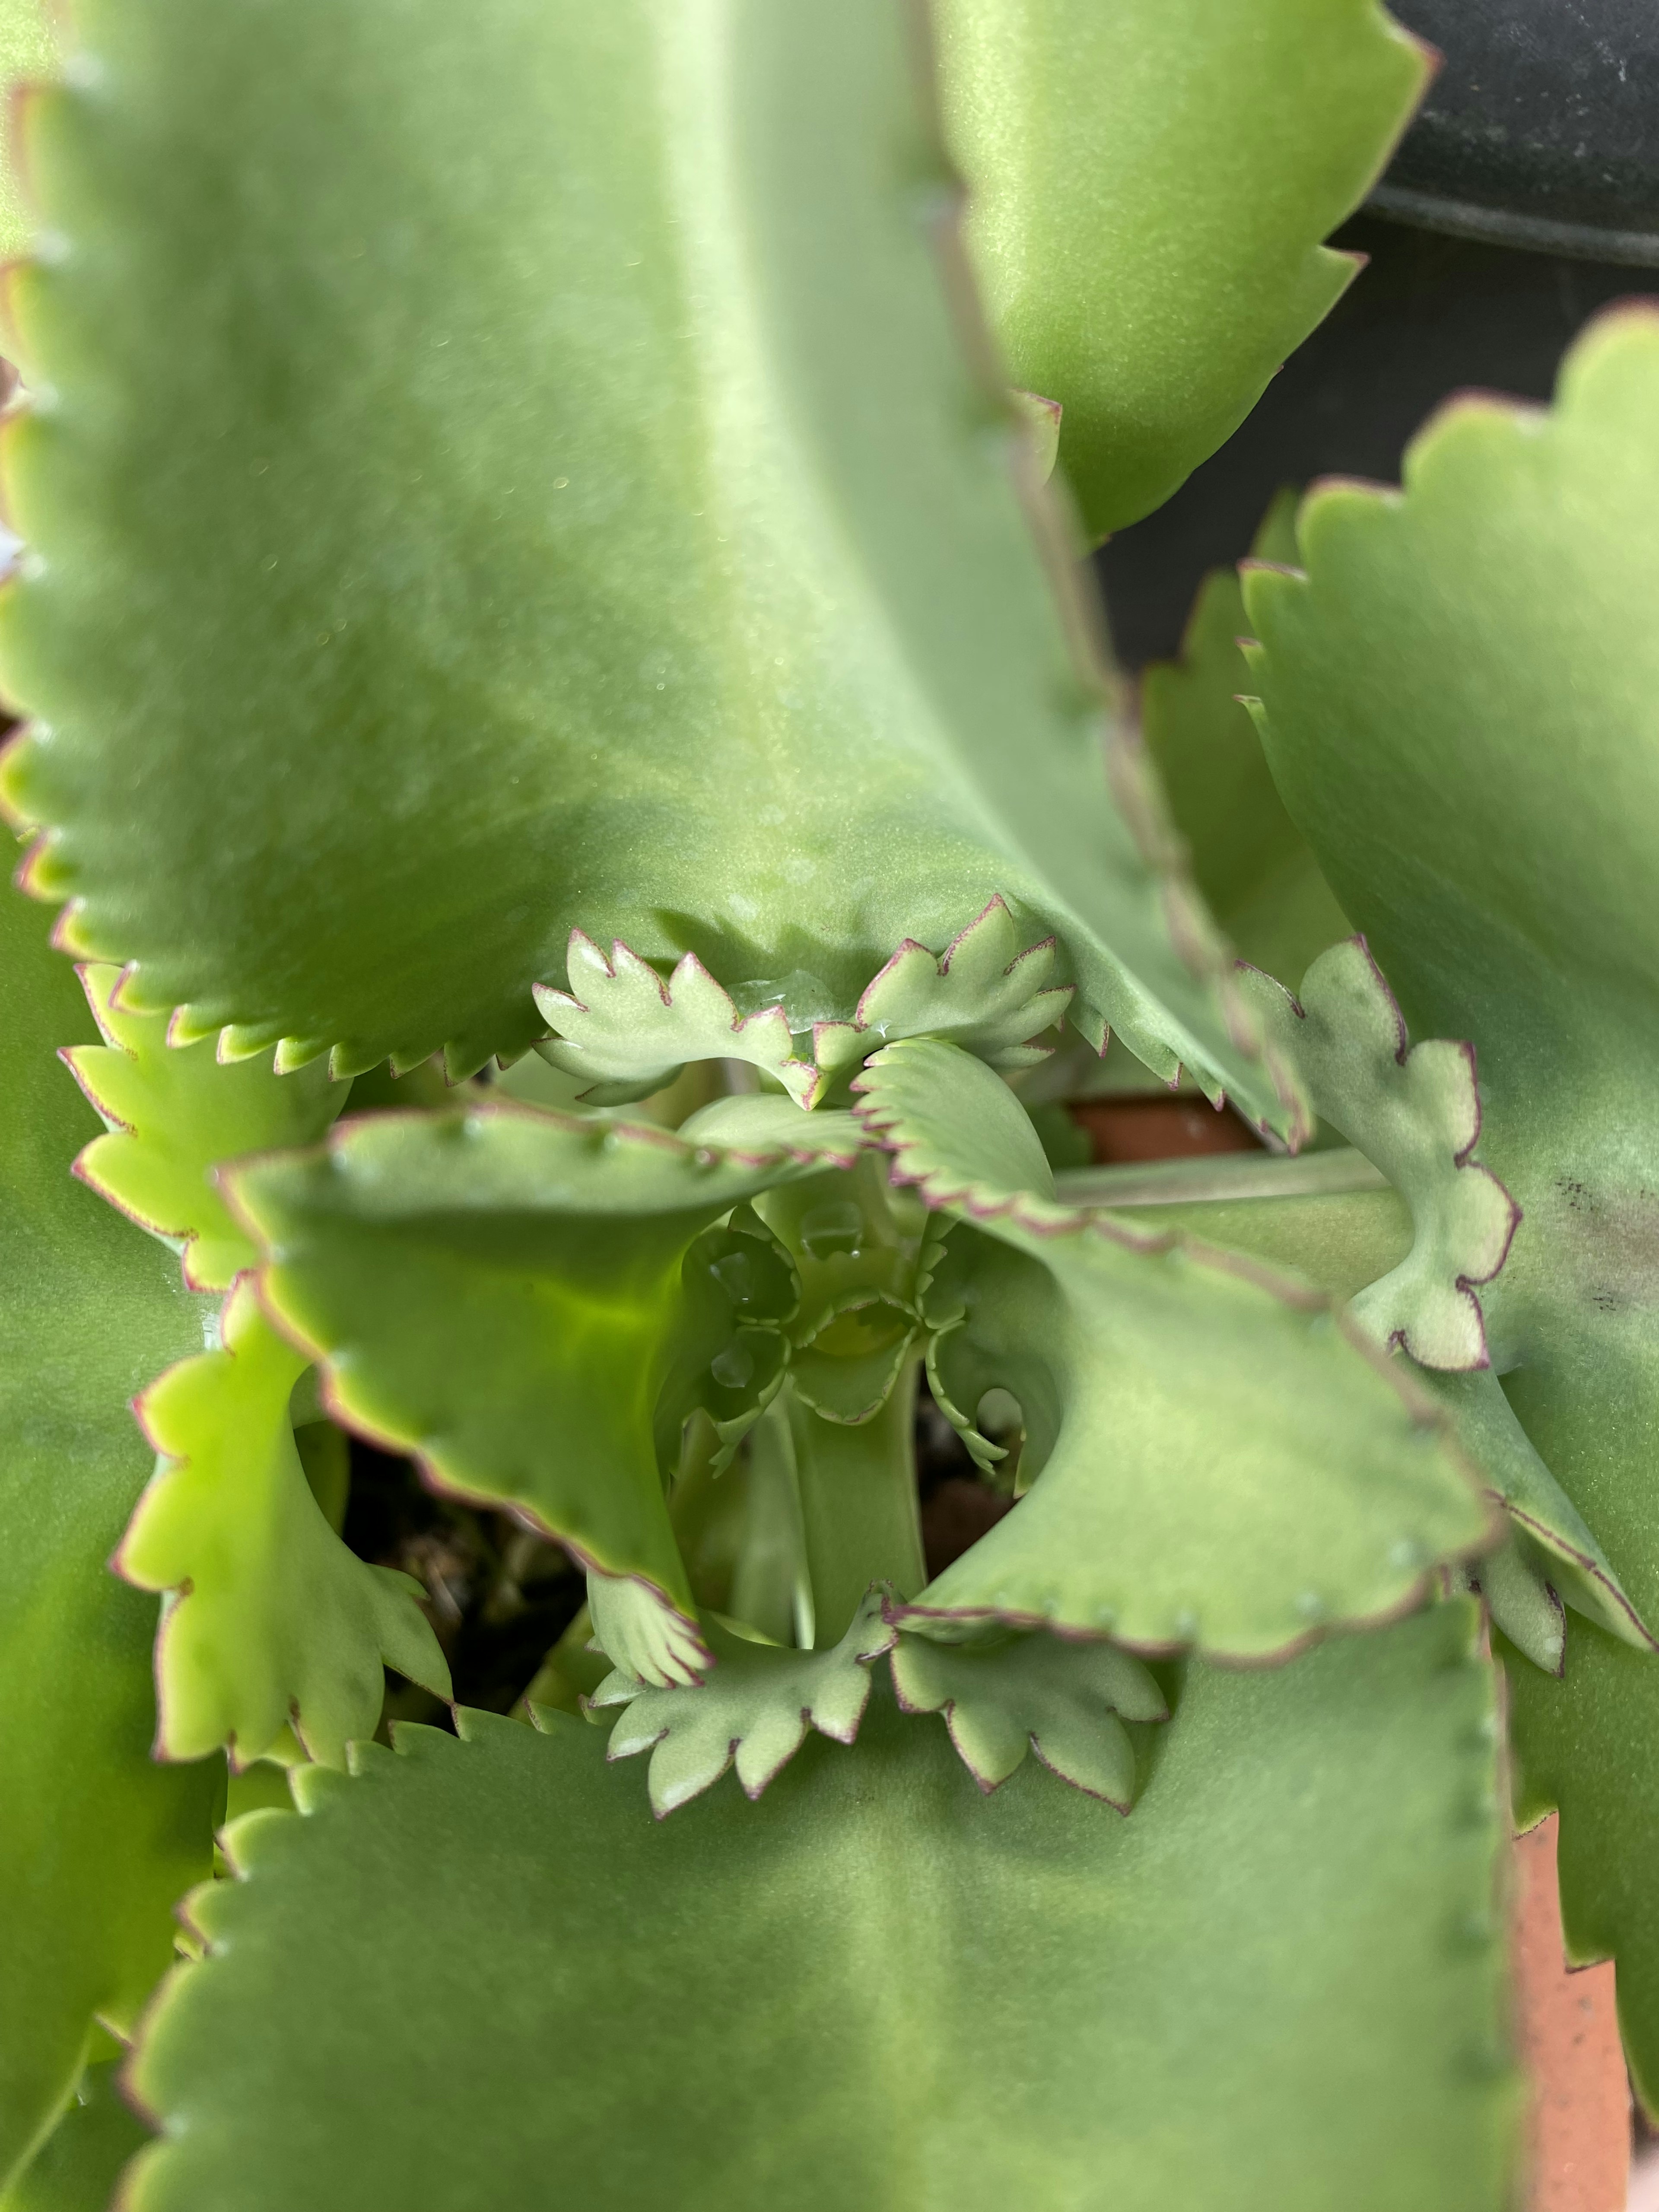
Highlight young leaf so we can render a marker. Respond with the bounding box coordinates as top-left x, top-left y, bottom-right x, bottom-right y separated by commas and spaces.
61, 964, 344, 1292
120, 1277, 450, 1769
812, 898, 1072, 1089
1242, 306, 1659, 2092
123, 1606, 1513, 2212
856, 1040, 1491, 1654
586, 1591, 896, 1817
1141, 489, 1350, 983
226, 1104, 816, 1621
1236, 939, 1519, 1369
890, 1625, 1166, 1802
0, 0, 1286, 1129
534, 937, 817, 1108
934, 0, 1430, 534
585, 1572, 712, 1693
0, 887, 215, 2187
